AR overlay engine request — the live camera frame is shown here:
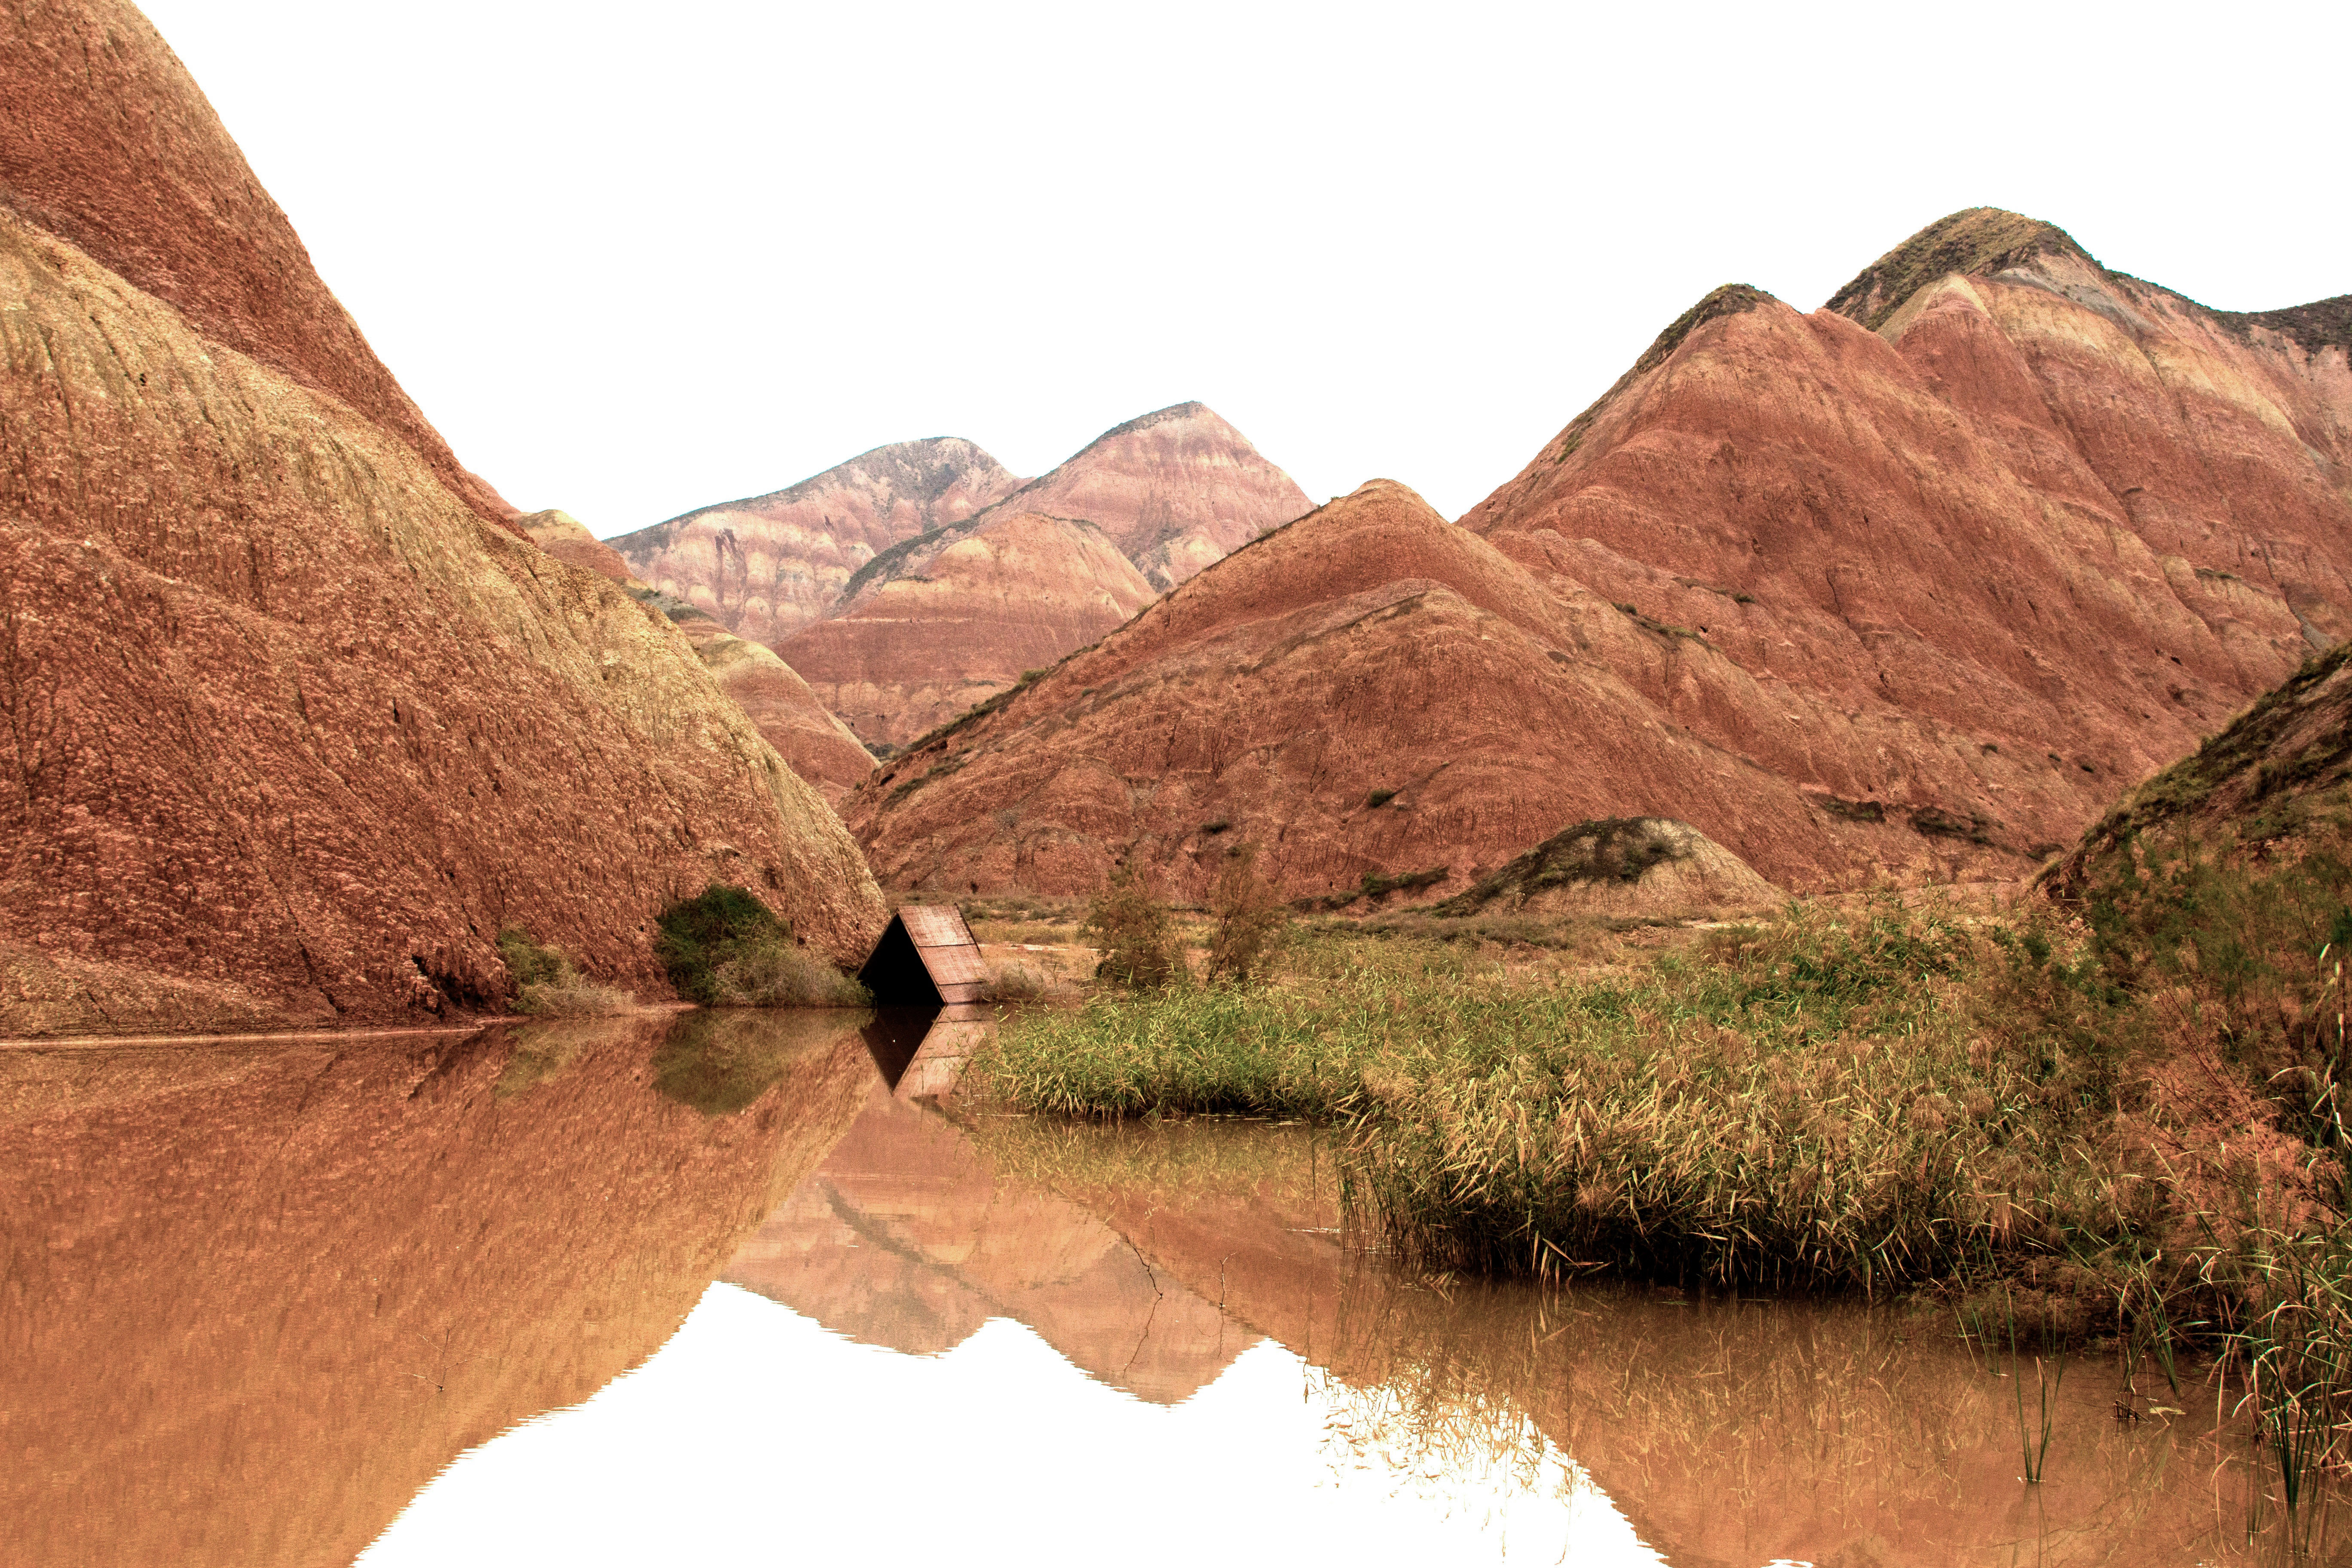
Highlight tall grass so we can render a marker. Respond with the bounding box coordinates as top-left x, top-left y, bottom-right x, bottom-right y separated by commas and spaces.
982, 818, 2352, 1468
